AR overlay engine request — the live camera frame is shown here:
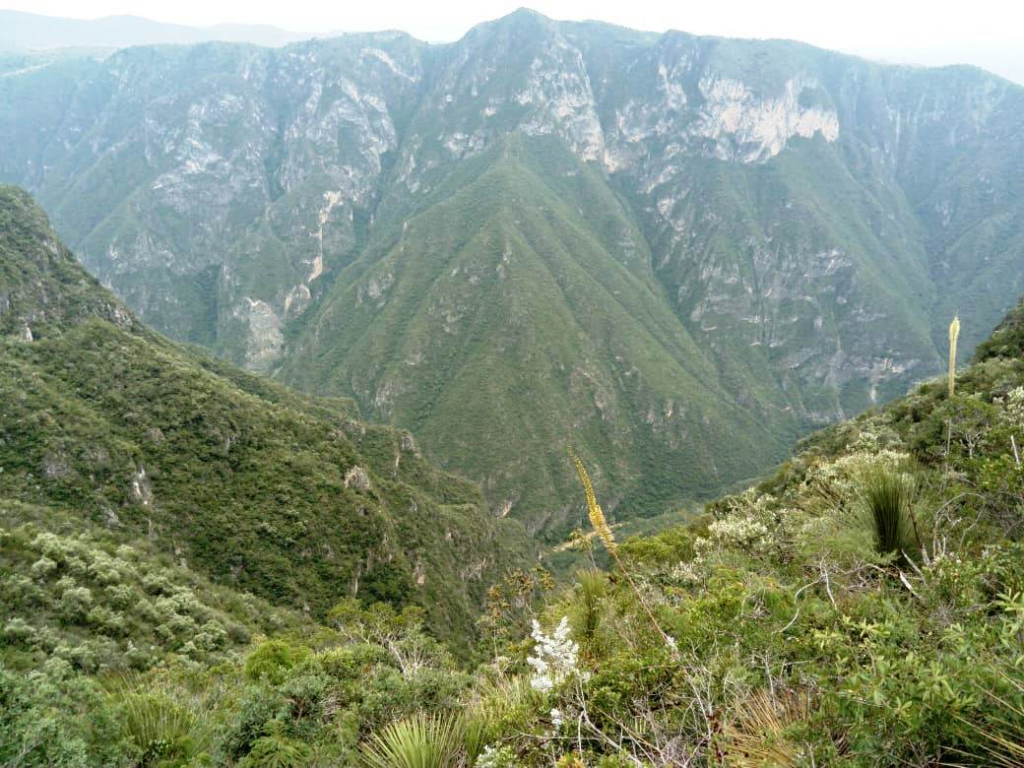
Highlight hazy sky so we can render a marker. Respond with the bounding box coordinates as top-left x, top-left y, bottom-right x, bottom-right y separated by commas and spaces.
5, 0, 1024, 83
3, 0, 1020, 47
